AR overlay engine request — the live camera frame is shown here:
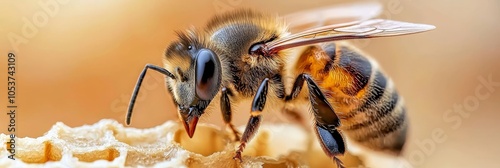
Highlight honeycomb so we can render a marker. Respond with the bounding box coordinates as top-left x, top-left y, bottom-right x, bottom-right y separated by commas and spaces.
0, 119, 379, 168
